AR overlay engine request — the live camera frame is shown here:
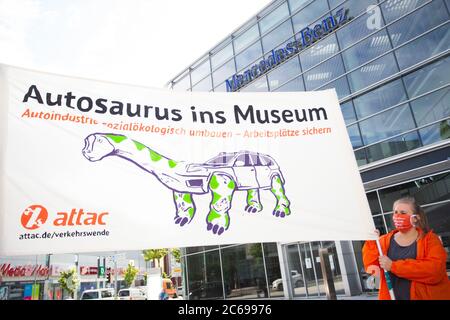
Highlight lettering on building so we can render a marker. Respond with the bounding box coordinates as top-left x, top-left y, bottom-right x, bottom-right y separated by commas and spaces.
226, 8, 350, 92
